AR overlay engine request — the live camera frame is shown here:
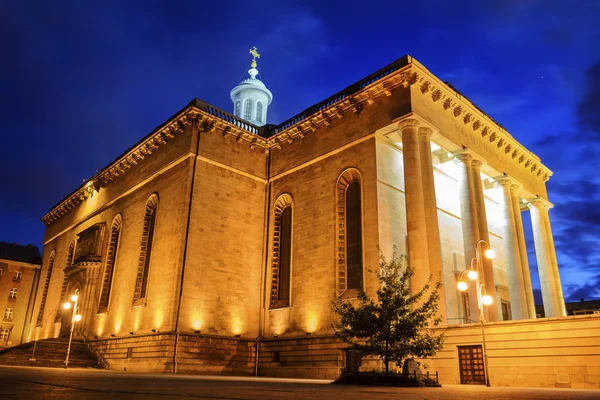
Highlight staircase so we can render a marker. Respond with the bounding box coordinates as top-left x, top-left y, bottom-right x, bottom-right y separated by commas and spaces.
0, 339, 104, 369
